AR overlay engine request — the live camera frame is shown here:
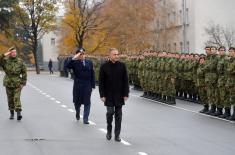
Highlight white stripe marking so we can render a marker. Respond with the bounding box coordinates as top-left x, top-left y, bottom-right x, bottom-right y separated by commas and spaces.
50, 97, 55, 100
42, 93, 47, 95
68, 109, 75, 113
99, 128, 107, 133
138, 152, 148, 155
61, 105, 67, 108
46, 95, 50, 98
88, 121, 96, 125
56, 101, 61, 104
121, 139, 131, 146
